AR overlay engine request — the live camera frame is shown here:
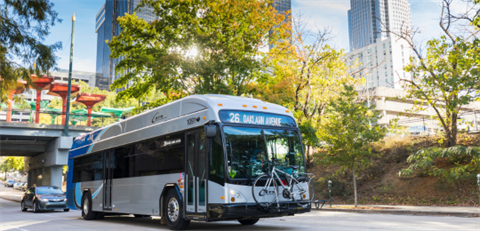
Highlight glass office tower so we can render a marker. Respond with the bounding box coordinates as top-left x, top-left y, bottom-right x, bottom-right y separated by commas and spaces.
348, 0, 411, 51
274, 0, 291, 18
95, 0, 155, 91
